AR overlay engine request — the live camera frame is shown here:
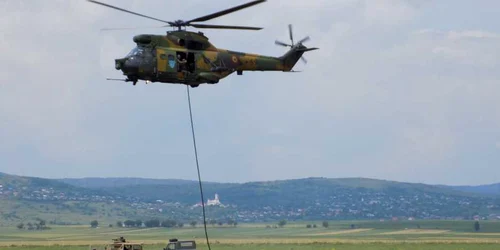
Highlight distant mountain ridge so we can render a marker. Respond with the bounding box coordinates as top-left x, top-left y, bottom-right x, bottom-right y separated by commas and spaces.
58, 175, 500, 196
0, 172, 499, 225
57, 177, 213, 188
449, 183, 500, 196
